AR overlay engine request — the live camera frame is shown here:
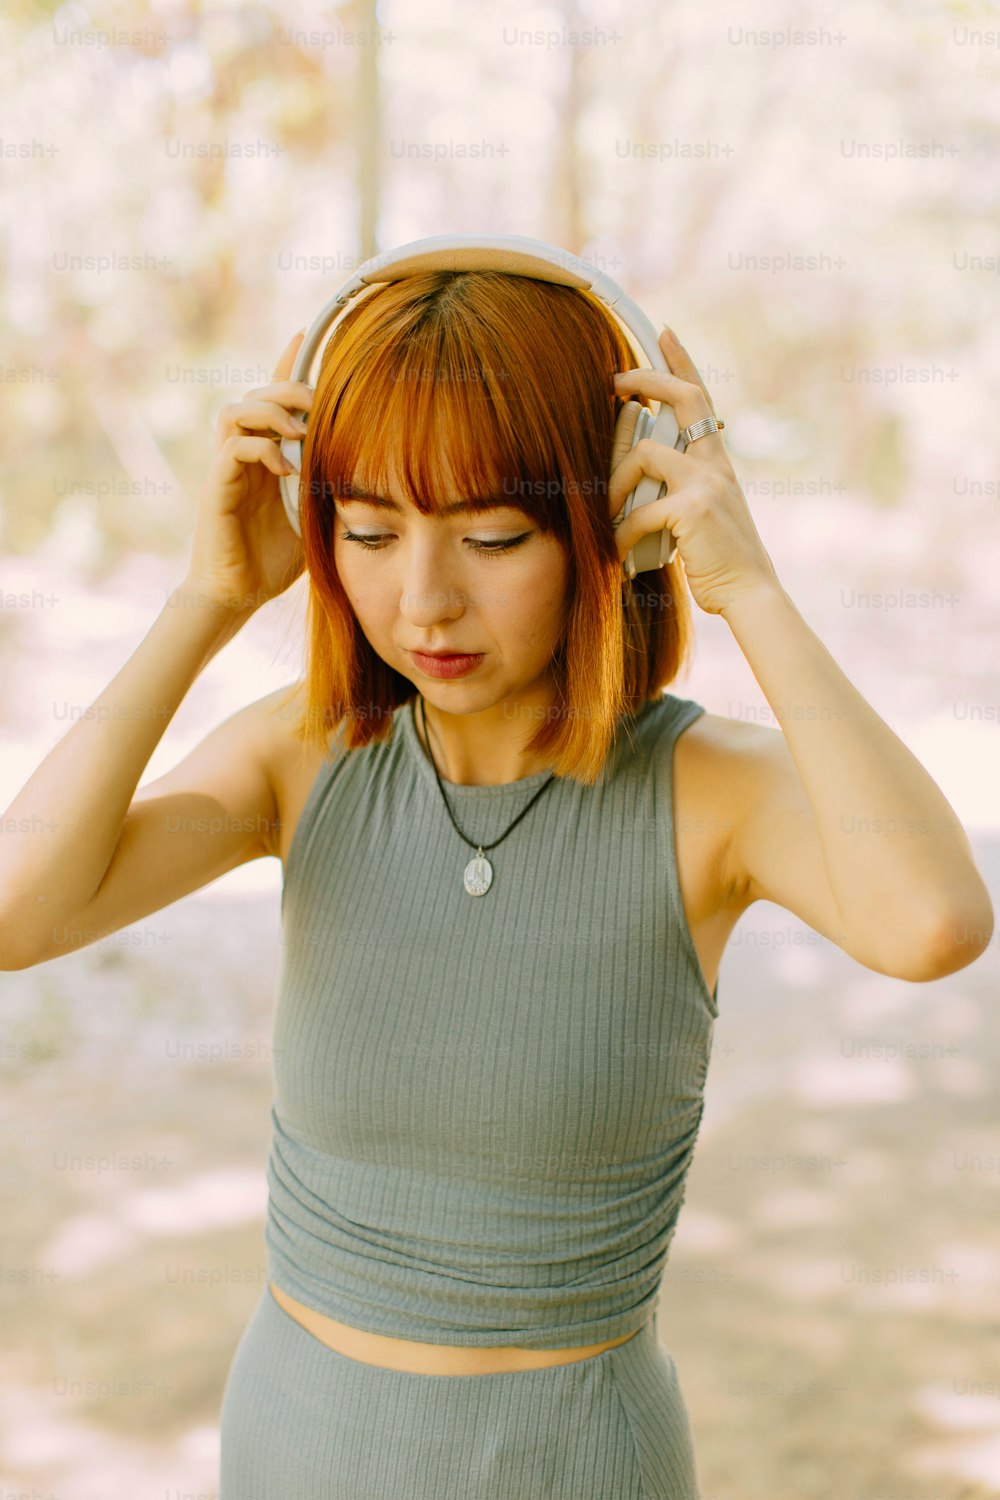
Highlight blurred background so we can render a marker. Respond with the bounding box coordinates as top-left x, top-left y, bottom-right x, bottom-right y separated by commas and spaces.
1, 0, 999, 1495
